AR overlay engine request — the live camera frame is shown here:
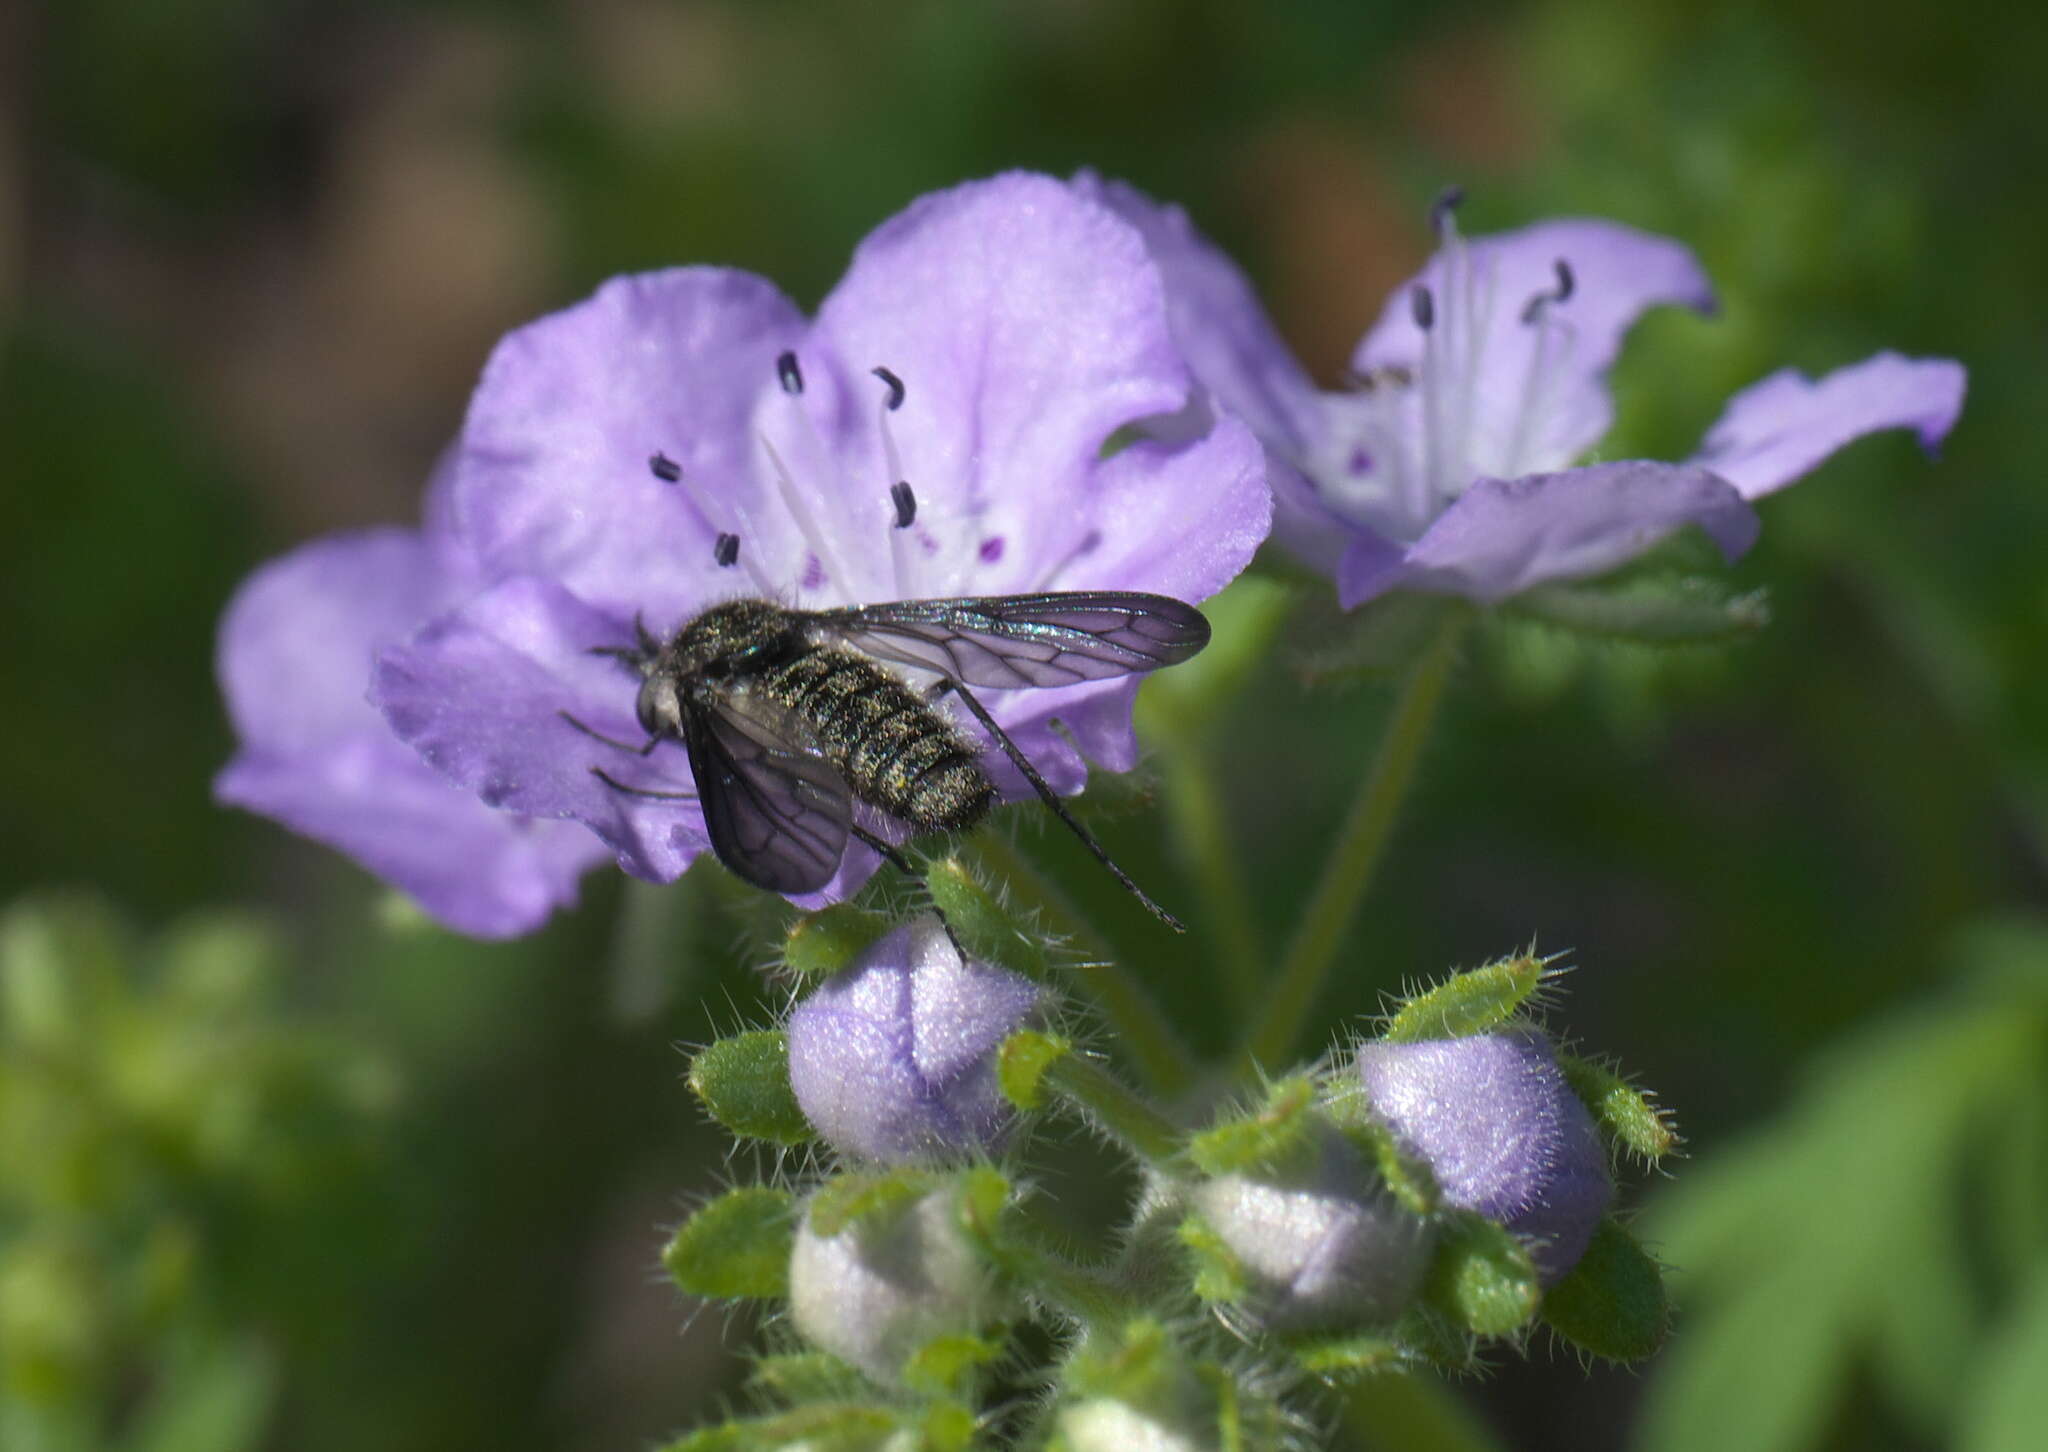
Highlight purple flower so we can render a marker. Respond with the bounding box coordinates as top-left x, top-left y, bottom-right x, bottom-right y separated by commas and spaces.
214, 465, 609, 938
787, 916, 1039, 1164
1080, 174, 1965, 606
787, 1185, 1002, 1384
1190, 1124, 1432, 1330
370, 172, 1269, 905
1355, 1031, 1610, 1284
